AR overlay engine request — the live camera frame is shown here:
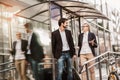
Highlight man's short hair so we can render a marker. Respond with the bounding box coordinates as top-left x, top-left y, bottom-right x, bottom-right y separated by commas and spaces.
24, 22, 33, 30
16, 32, 21, 36
58, 18, 68, 26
